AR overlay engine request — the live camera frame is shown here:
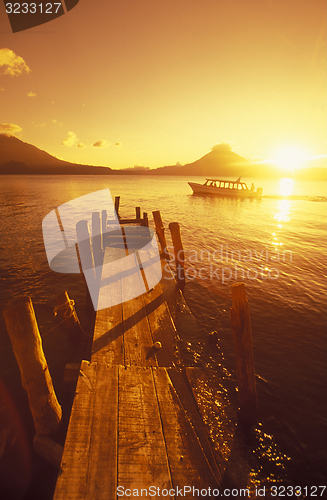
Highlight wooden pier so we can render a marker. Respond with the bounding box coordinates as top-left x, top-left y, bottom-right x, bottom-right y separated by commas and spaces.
53, 204, 225, 499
